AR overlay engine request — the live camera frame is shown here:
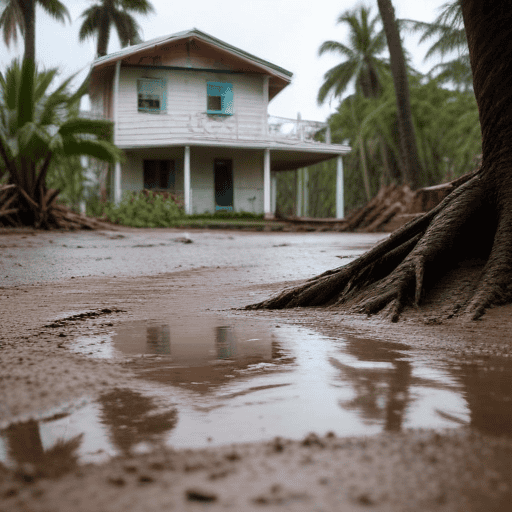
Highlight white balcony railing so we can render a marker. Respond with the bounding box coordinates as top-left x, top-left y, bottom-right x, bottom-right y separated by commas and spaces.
79, 110, 332, 144
267, 115, 331, 144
